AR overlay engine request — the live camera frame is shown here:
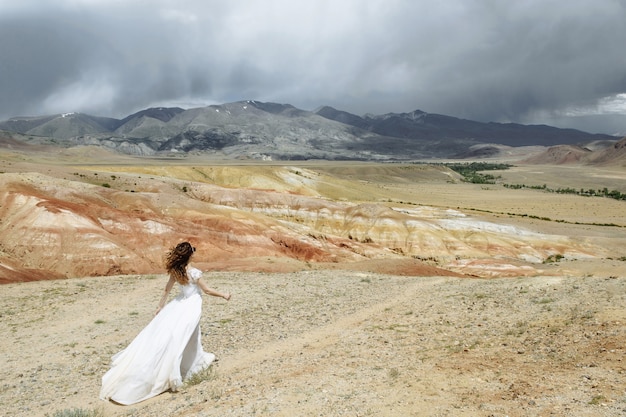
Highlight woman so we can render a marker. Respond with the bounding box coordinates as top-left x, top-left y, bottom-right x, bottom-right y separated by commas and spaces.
100, 242, 231, 405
